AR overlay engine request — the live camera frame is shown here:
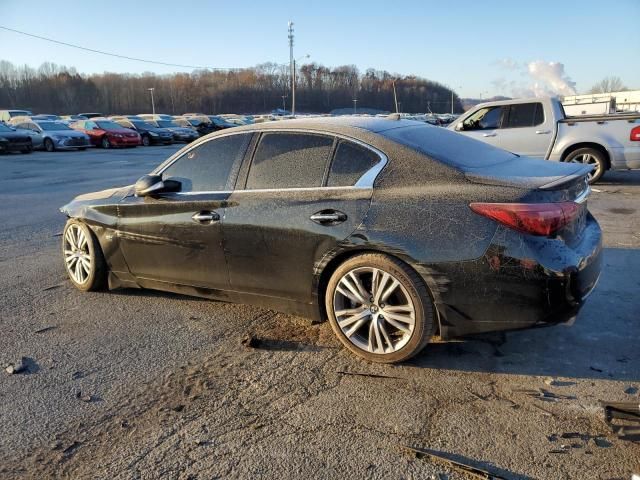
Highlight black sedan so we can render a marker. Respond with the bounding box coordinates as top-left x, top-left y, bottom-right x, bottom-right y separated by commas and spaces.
113, 119, 174, 146
59, 117, 602, 363
0, 123, 32, 153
